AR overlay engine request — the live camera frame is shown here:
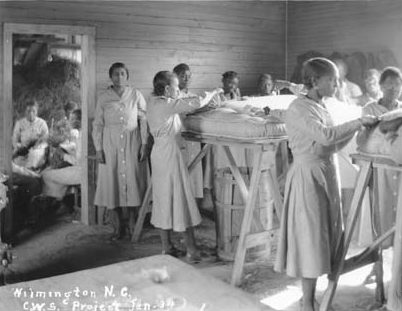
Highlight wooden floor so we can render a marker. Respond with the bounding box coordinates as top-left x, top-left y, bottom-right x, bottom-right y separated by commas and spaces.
0, 199, 395, 311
